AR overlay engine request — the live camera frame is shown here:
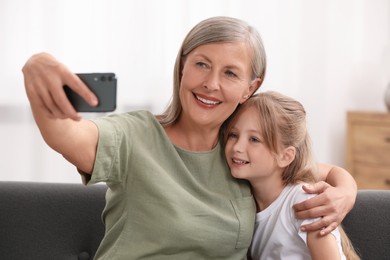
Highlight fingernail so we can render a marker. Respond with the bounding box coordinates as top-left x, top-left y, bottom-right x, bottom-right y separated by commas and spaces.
91, 98, 98, 106
300, 227, 306, 232
76, 113, 82, 121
